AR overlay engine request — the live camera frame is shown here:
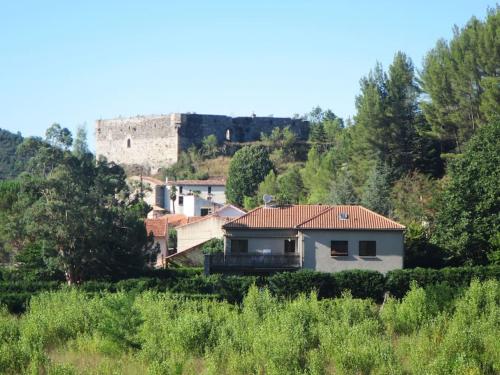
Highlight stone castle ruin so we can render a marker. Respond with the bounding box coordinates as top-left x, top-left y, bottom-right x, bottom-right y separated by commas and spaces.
95, 113, 308, 173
